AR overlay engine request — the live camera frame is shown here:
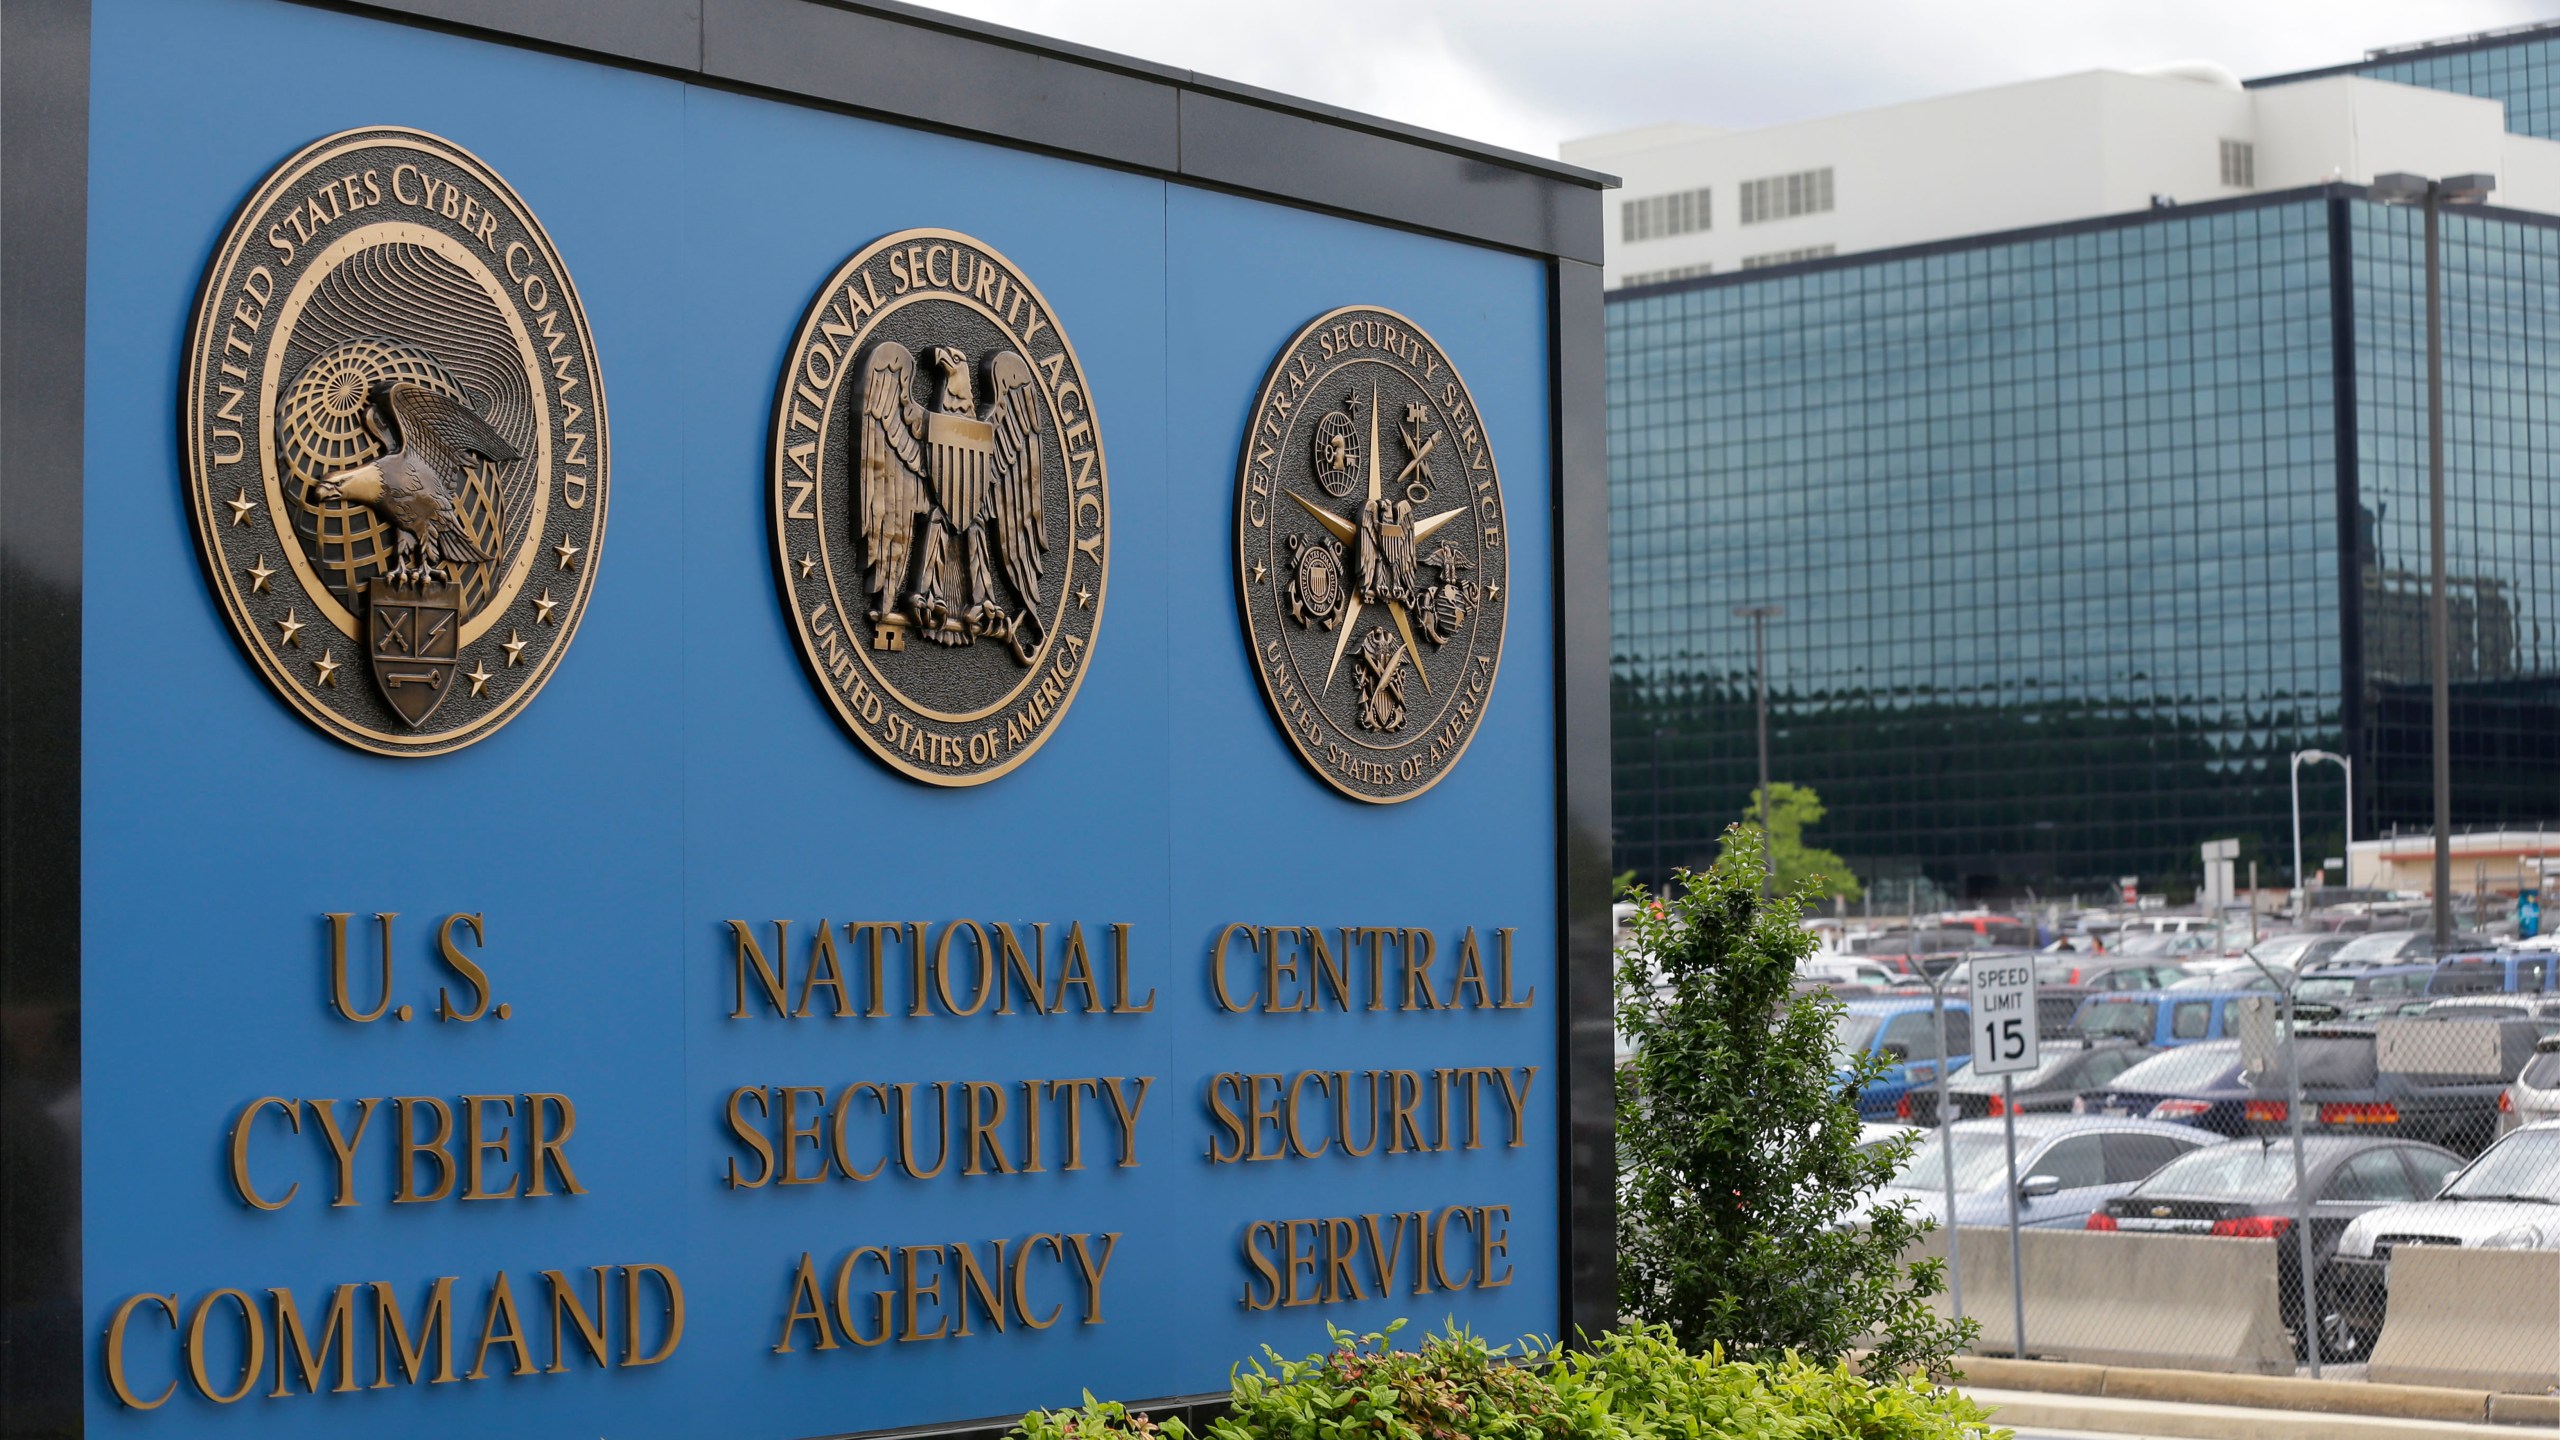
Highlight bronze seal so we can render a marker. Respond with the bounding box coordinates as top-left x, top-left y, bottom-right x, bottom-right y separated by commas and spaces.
770, 230, 1108, 785
1237, 307, 1507, 802
182, 127, 607, 755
